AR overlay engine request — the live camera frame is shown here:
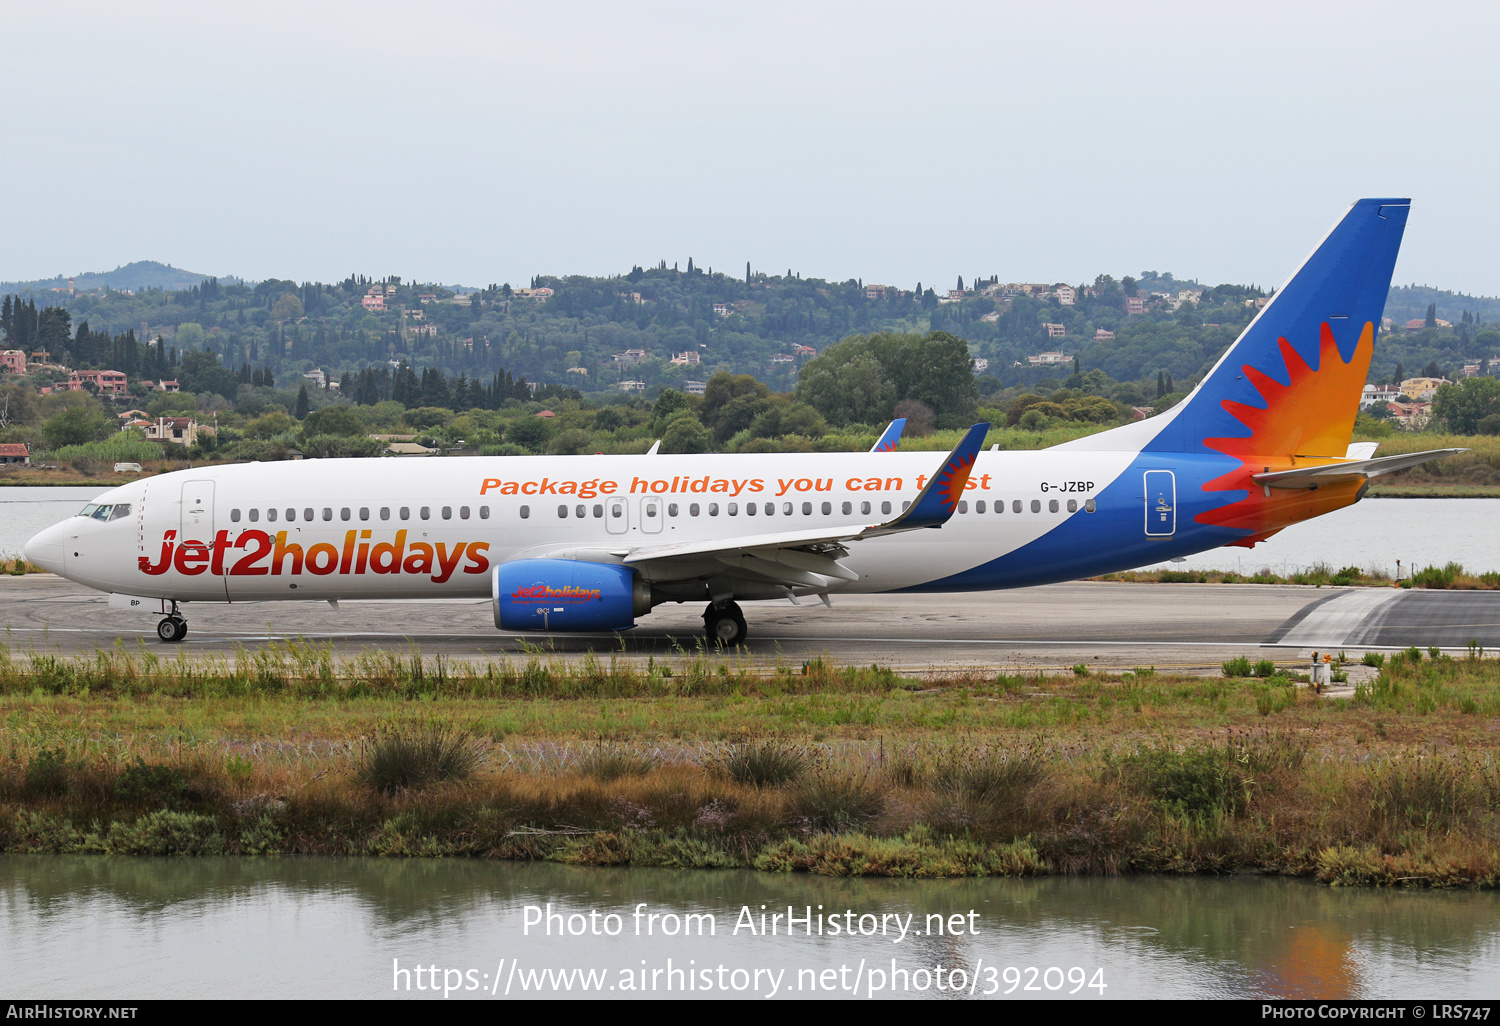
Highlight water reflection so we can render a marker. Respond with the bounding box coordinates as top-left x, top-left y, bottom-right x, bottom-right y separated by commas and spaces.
3, 857, 1498, 999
